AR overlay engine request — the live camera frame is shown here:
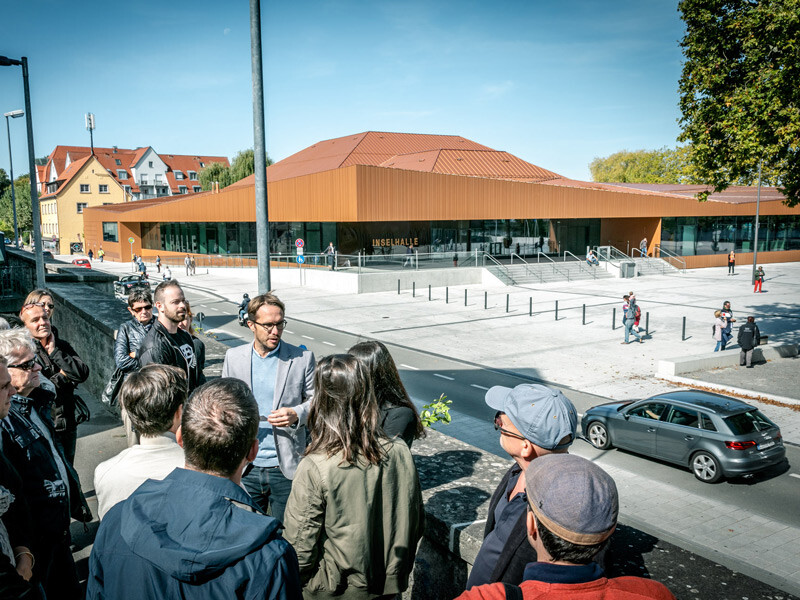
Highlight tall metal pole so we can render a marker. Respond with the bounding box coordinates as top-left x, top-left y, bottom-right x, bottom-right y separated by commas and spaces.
21, 58, 45, 287
250, 0, 271, 293
4, 114, 20, 248
751, 159, 762, 285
